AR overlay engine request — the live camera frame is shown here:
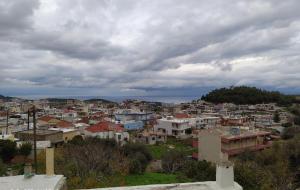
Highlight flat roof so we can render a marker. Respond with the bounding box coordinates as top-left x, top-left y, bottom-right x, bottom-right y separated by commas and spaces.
16, 130, 62, 135
159, 118, 190, 123
87, 182, 242, 190
0, 175, 65, 190
48, 128, 78, 133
